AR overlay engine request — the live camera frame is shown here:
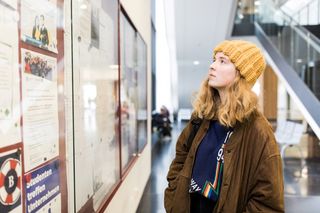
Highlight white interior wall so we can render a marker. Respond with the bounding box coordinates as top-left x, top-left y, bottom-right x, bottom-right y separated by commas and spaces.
164, 0, 179, 114
154, 0, 238, 112
155, 0, 180, 115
